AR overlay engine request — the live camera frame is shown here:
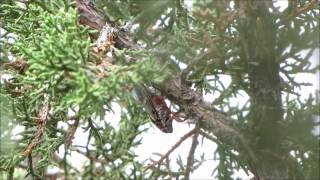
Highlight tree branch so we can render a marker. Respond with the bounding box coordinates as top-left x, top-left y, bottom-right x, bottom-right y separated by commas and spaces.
69, 146, 106, 164
64, 117, 80, 146
75, 0, 105, 30
184, 128, 199, 179
165, 156, 173, 180
22, 94, 50, 156
157, 77, 257, 161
